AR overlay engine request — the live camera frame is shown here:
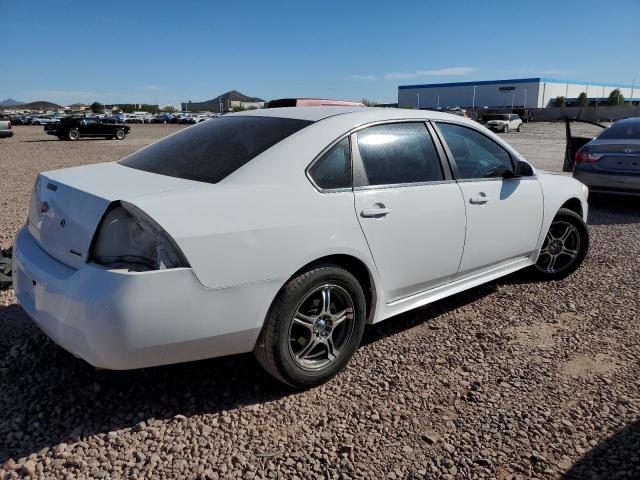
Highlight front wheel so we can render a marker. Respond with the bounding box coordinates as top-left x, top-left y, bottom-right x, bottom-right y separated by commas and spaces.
254, 264, 366, 388
503, 124, 509, 133
517, 123, 522, 132
531, 208, 589, 280
114, 129, 126, 140
67, 129, 80, 141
